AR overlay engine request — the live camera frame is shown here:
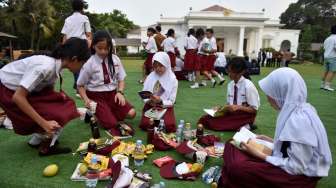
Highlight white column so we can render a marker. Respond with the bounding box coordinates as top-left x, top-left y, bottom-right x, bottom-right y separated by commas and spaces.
237, 26, 245, 56
256, 27, 263, 51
